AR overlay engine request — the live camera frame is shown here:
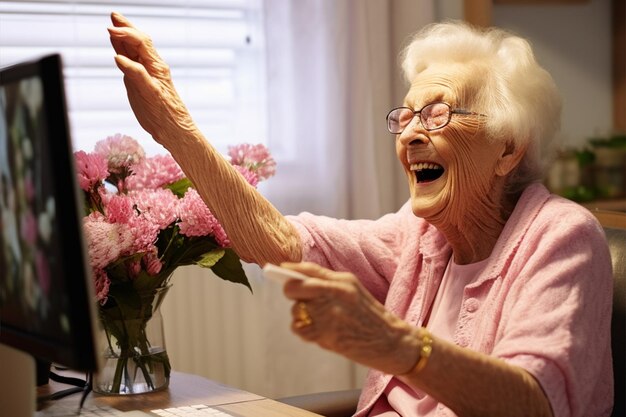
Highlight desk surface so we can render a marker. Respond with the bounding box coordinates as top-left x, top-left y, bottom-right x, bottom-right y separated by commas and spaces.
37, 371, 321, 417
